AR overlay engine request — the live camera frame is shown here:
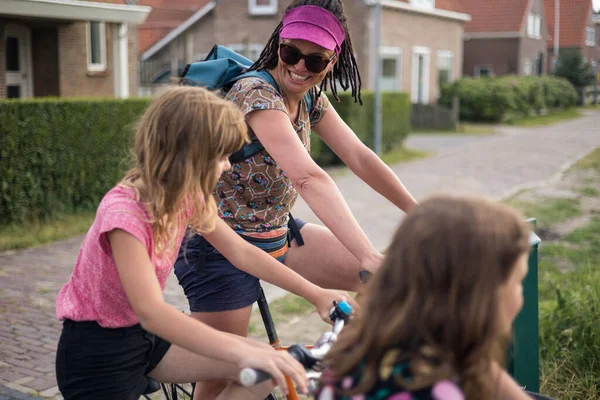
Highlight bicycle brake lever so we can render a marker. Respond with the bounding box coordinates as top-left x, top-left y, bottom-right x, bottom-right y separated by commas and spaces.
288, 344, 319, 370
359, 269, 372, 284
